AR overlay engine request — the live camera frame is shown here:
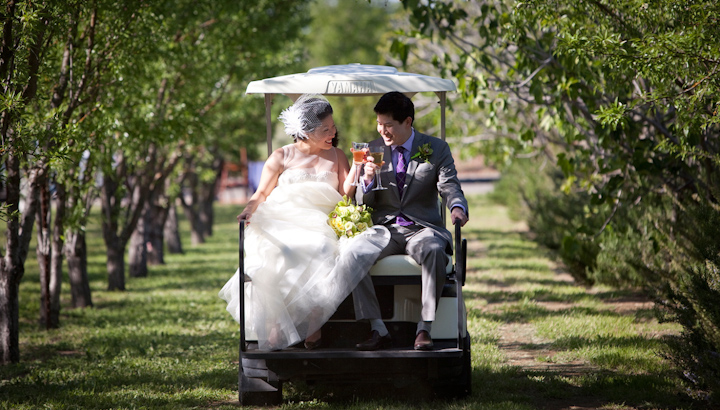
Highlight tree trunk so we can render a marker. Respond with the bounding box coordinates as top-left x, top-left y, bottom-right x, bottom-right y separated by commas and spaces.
180, 170, 206, 246
35, 168, 64, 329
147, 199, 169, 265
0, 155, 22, 363
48, 182, 66, 328
1, 152, 39, 364
101, 175, 126, 291
105, 238, 125, 291
199, 157, 223, 238
0, 271, 20, 365
36, 168, 54, 329
65, 231, 92, 308
63, 154, 94, 308
181, 194, 206, 246
199, 179, 215, 238
184, 207, 206, 246
128, 202, 149, 278
164, 200, 184, 254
